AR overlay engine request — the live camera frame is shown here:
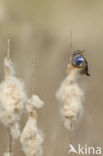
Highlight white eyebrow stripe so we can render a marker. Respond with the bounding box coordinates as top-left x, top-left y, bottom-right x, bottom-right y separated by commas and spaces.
77, 57, 84, 61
